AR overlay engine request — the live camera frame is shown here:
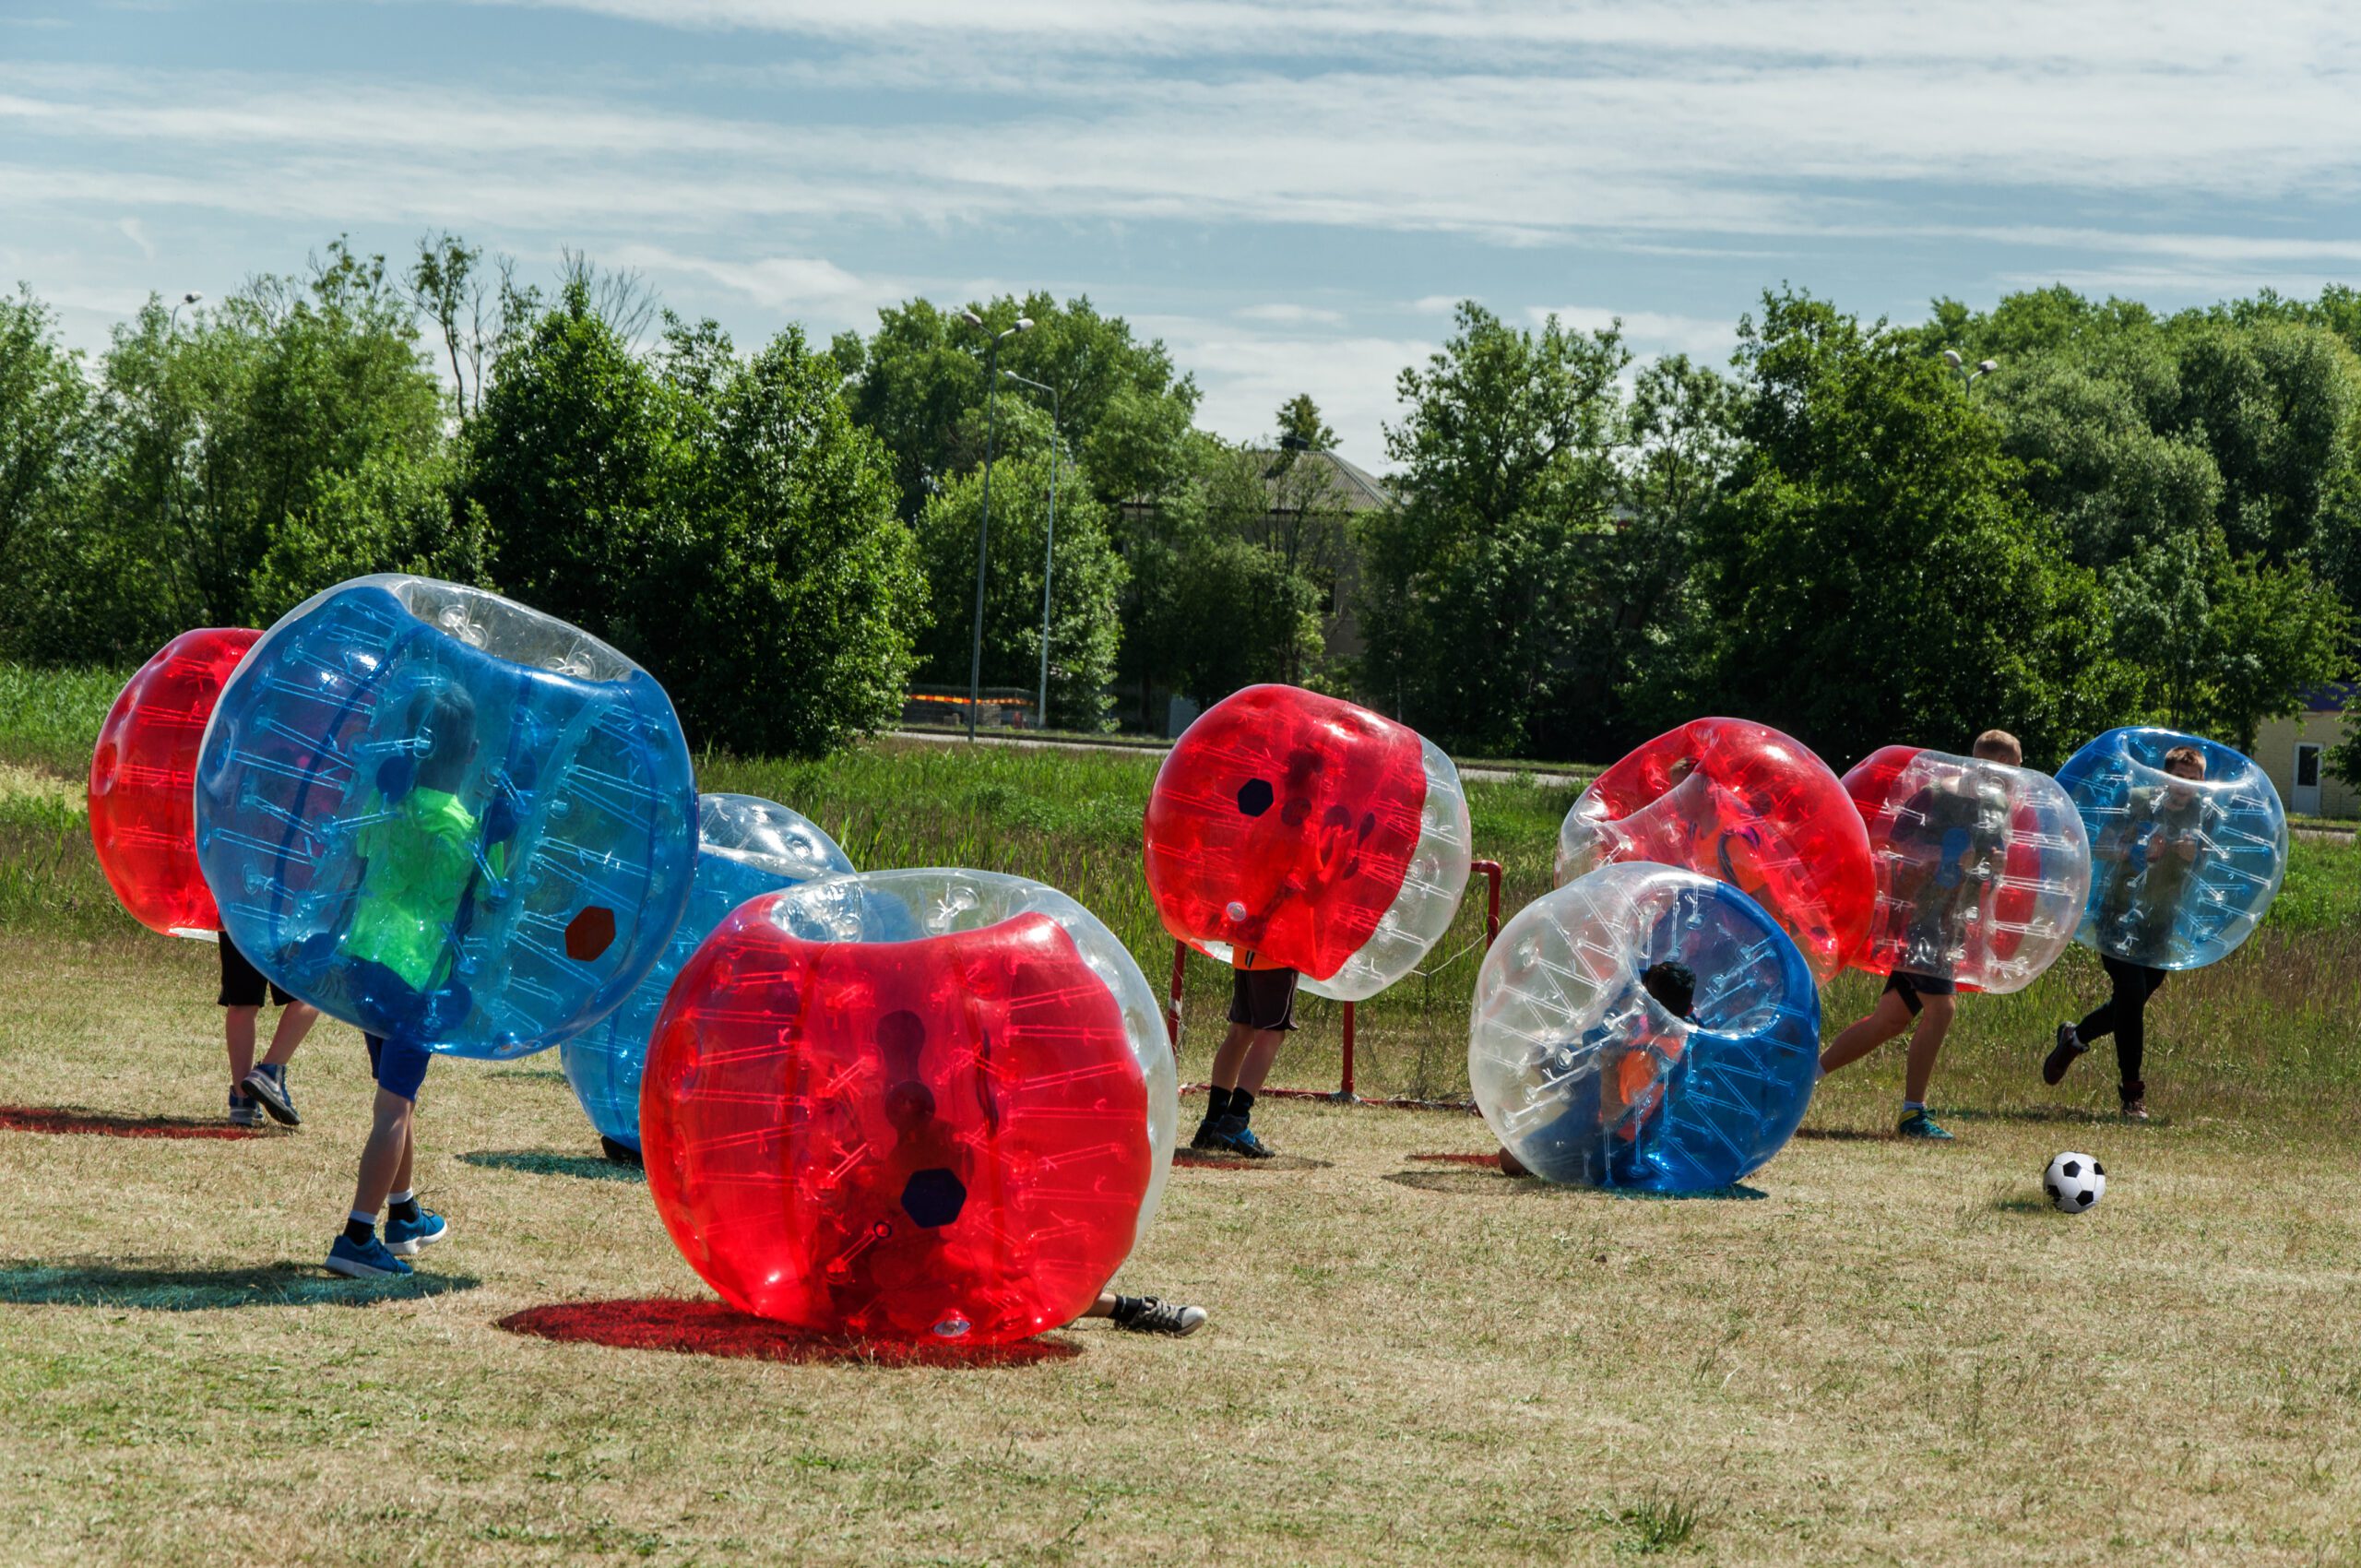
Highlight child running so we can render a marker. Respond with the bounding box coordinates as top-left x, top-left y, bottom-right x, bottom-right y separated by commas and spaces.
2043, 743, 2214, 1121
1817, 729, 2023, 1141
324, 685, 488, 1278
